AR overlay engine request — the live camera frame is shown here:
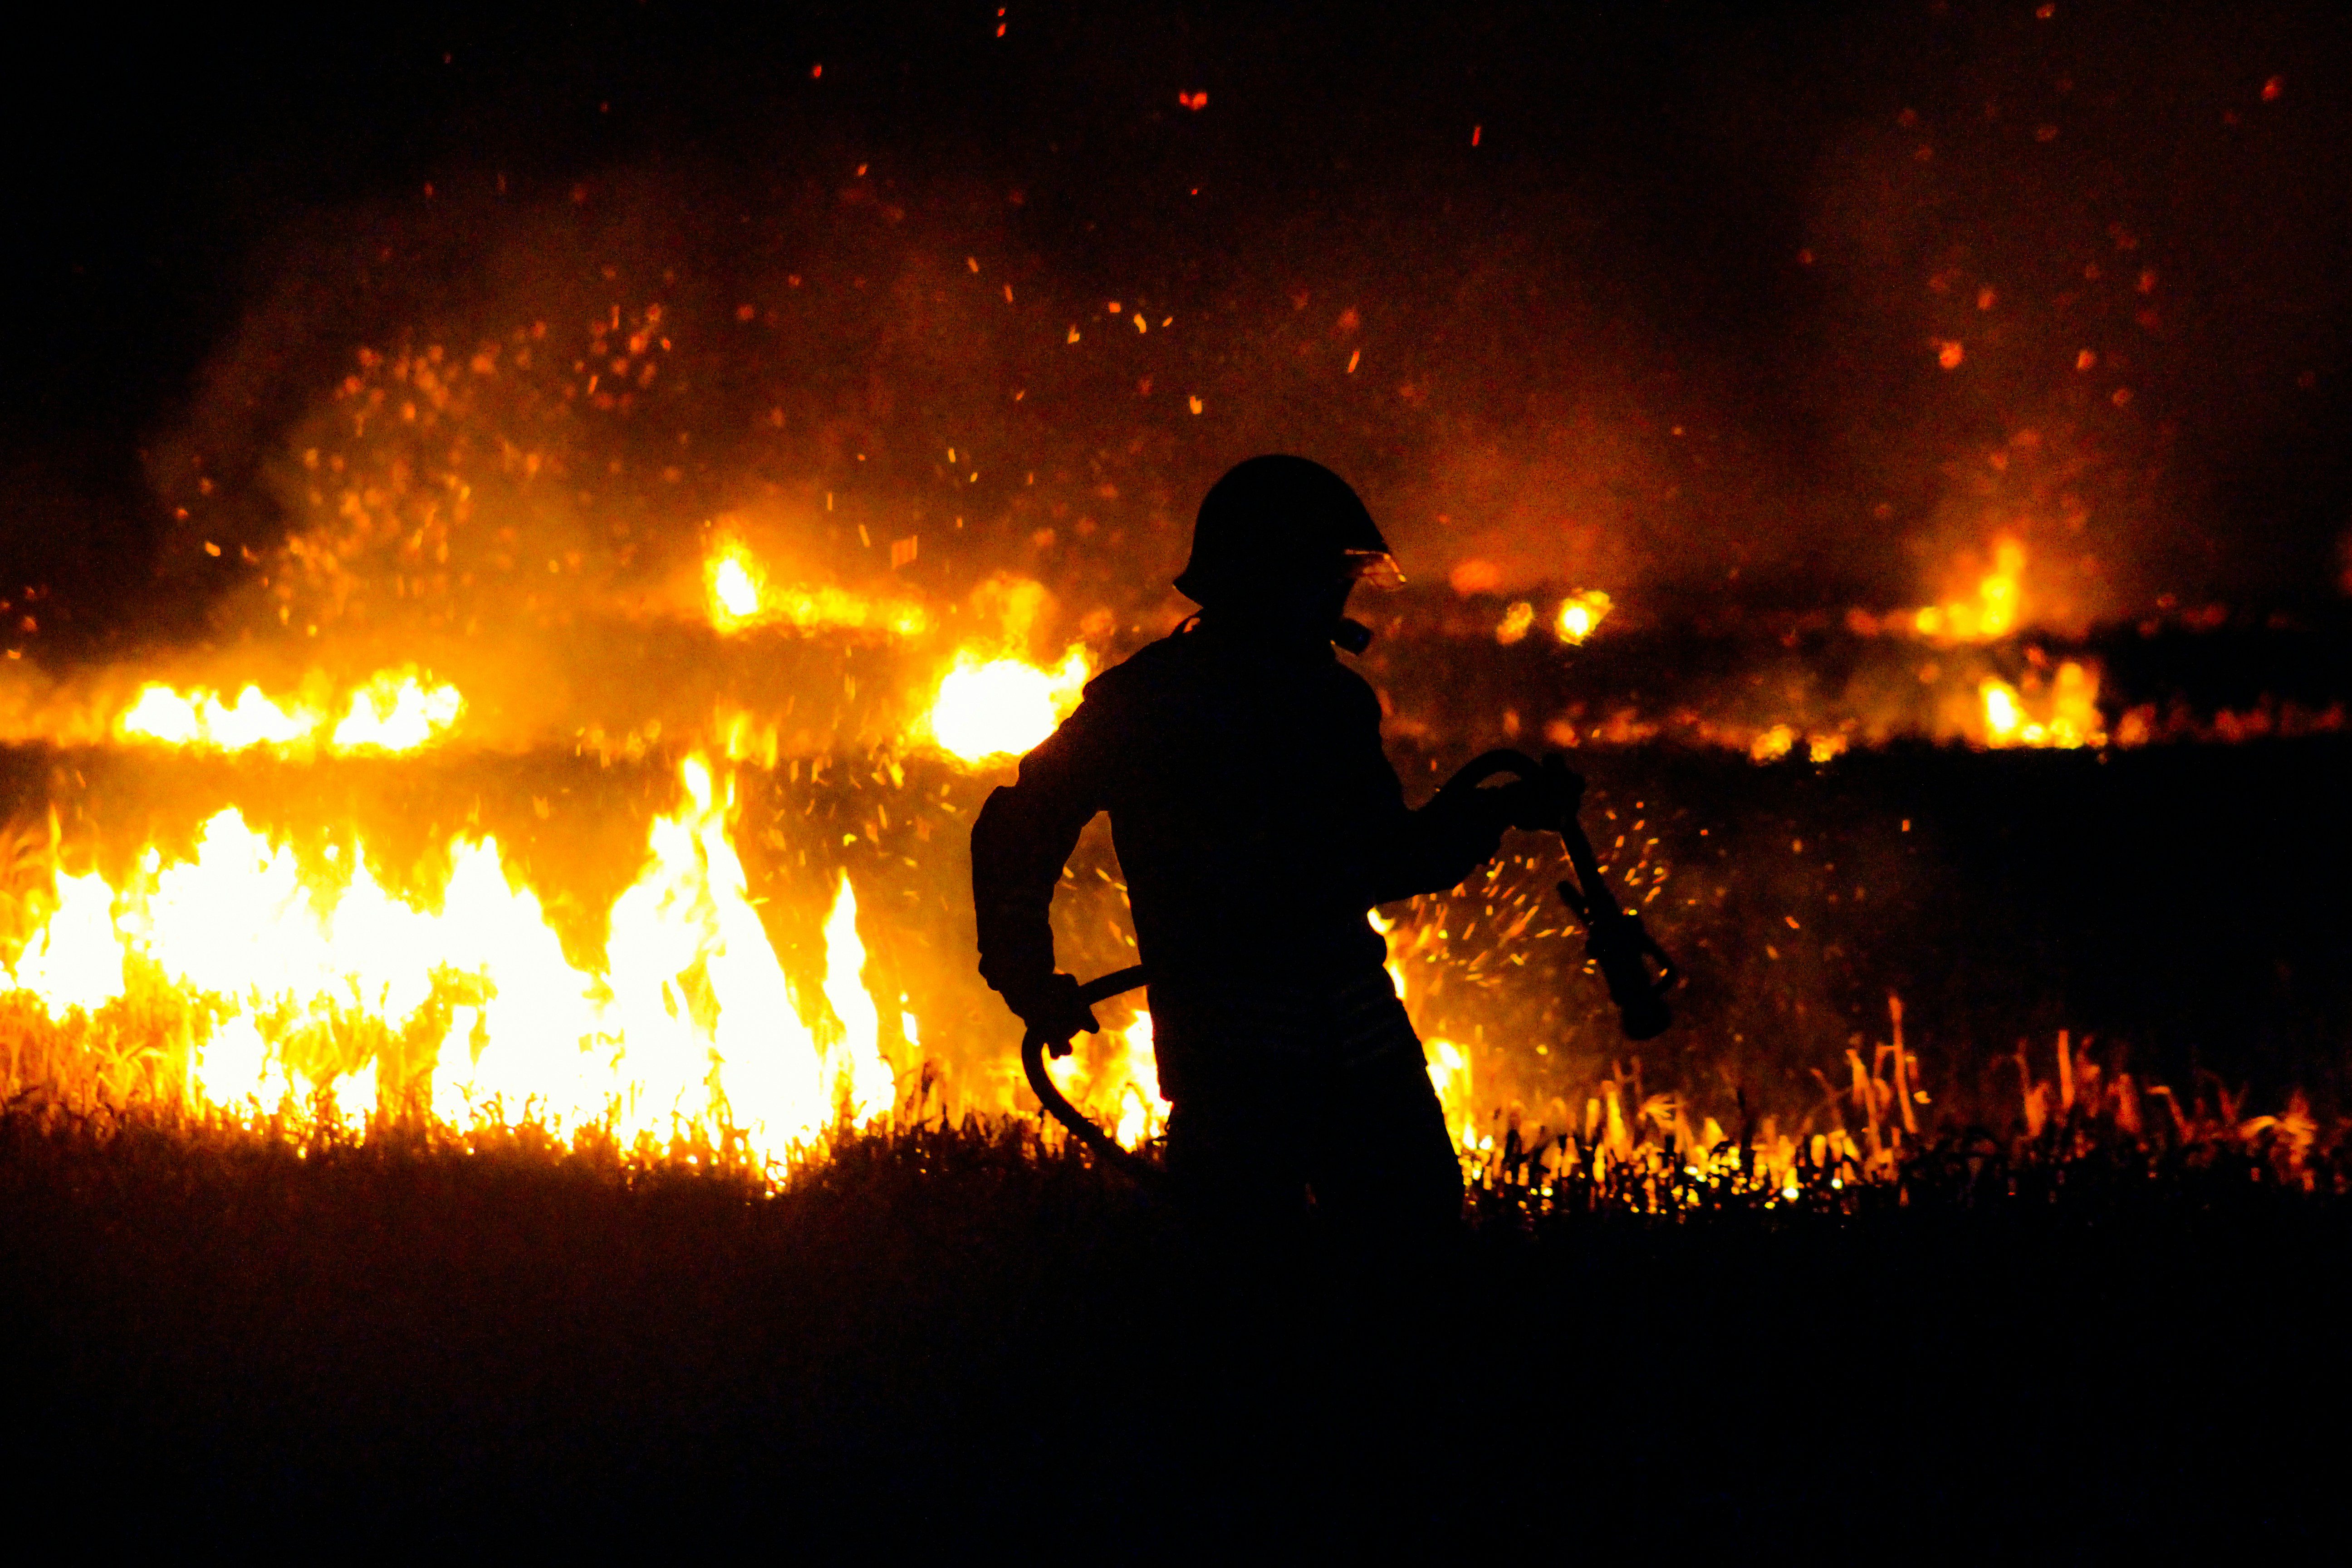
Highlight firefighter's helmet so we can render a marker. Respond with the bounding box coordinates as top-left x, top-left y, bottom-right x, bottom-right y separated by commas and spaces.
1174, 455, 1399, 607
